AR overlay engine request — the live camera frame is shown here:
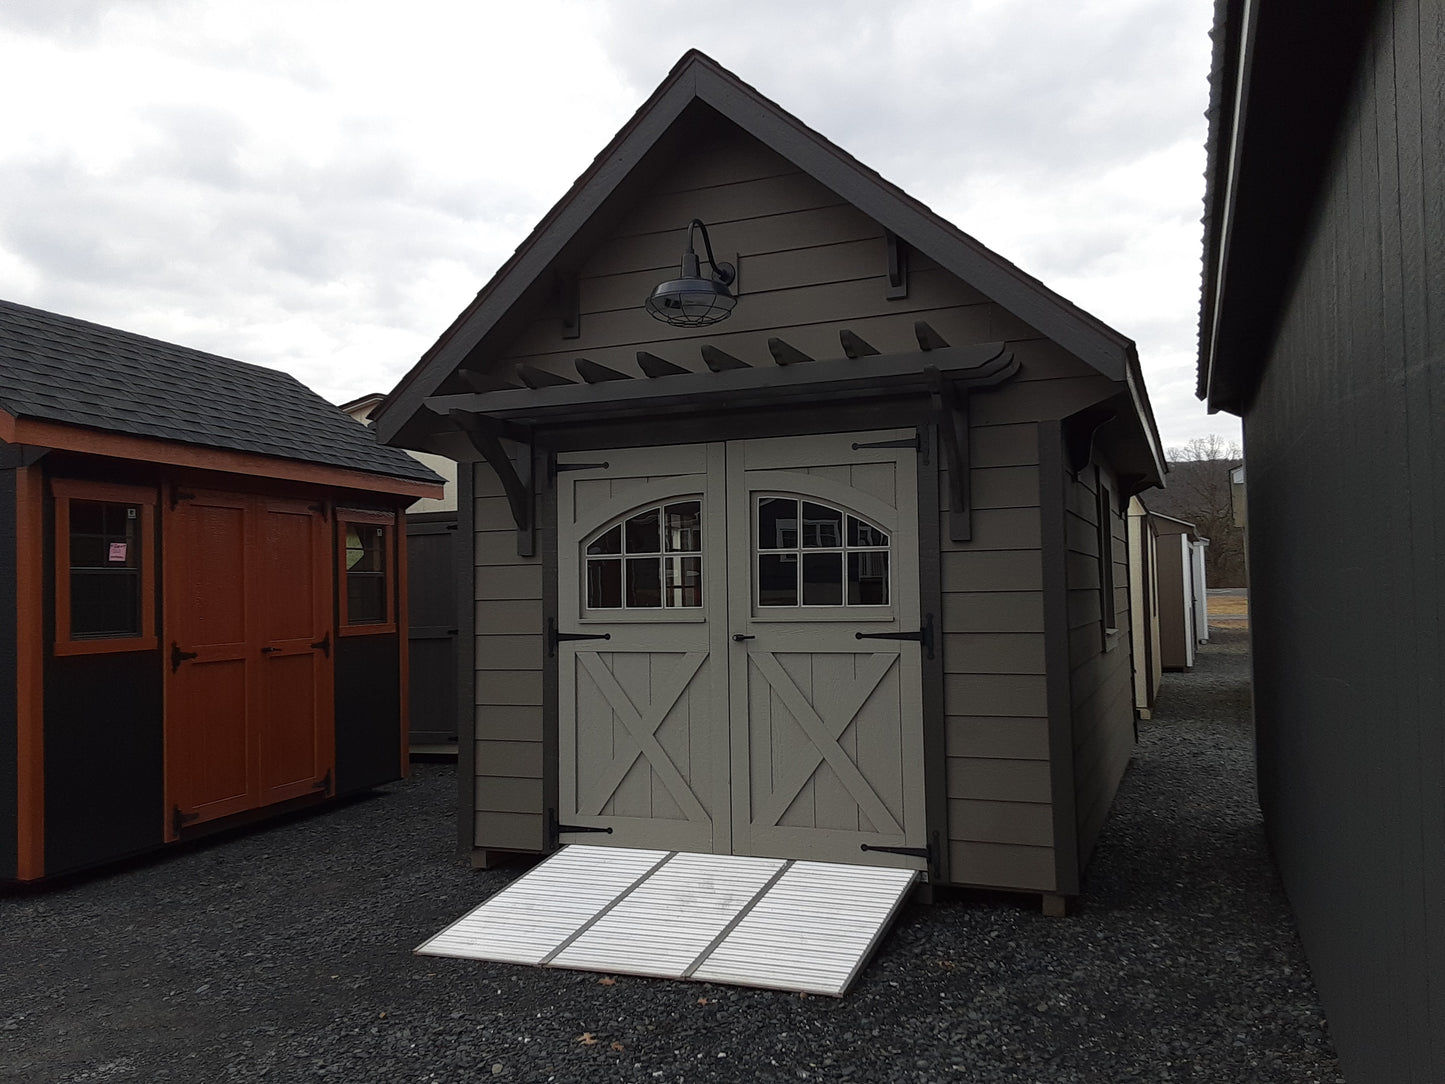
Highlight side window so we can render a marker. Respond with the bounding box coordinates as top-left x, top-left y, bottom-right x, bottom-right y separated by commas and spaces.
585, 500, 703, 610
1097, 471, 1119, 644
756, 496, 890, 608
52, 480, 157, 655
339, 510, 395, 632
